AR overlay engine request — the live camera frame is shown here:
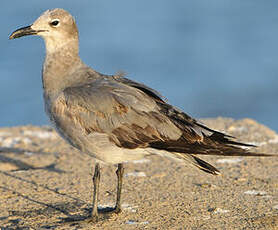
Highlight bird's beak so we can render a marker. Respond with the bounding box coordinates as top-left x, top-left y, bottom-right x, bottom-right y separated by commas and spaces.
9, 25, 46, 39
